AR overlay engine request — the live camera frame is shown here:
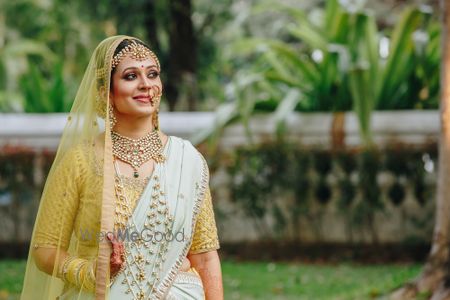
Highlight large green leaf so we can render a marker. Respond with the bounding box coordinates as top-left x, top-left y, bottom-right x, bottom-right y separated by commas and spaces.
377, 7, 423, 107
288, 23, 328, 51
349, 67, 375, 147
20, 61, 70, 113
48, 62, 68, 112
21, 64, 48, 113
273, 89, 302, 137
325, 0, 340, 33
265, 41, 320, 83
